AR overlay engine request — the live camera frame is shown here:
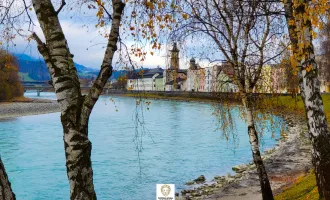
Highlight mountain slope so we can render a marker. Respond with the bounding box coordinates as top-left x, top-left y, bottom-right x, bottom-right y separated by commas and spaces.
15, 53, 98, 81
15, 53, 149, 82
